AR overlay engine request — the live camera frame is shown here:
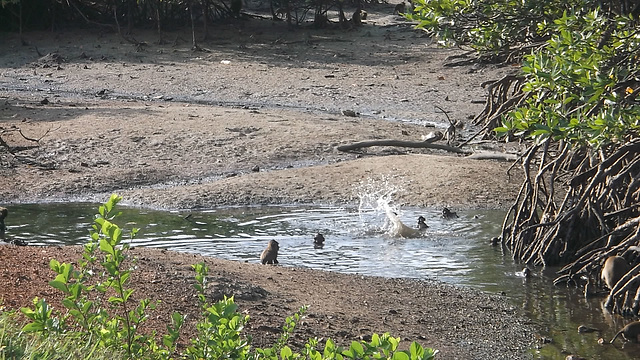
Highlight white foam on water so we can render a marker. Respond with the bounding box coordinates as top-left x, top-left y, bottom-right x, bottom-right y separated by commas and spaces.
353, 176, 426, 238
